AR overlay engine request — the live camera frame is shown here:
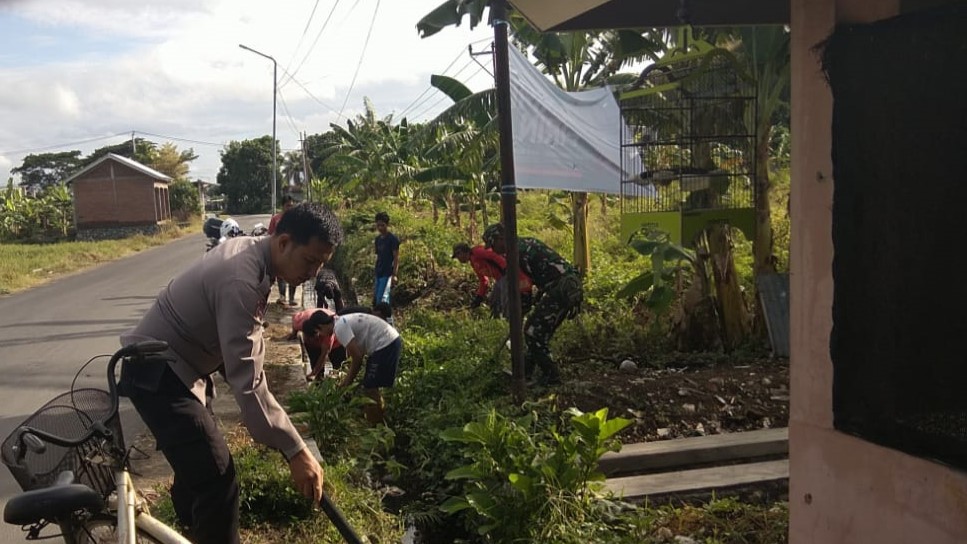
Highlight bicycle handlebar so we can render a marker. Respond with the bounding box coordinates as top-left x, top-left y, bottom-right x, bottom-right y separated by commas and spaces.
14, 341, 169, 460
